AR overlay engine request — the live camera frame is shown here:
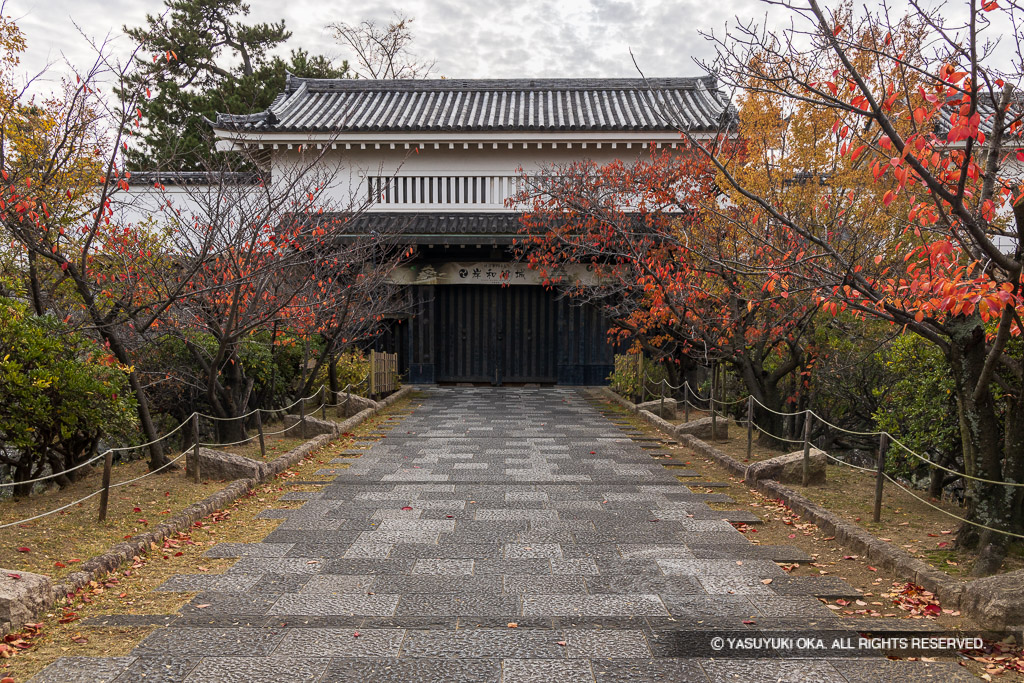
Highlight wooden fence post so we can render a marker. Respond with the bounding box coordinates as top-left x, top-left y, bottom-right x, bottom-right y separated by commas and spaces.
370, 350, 377, 400
746, 395, 754, 461
321, 387, 327, 420
873, 433, 889, 522
98, 449, 113, 522
710, 364, 717, 441
256, 410, 266, 459
683, 384, 689, 423
660, 379, 665, 417
191, 413, 201, 483
801, 412, 812, 487
638, 354, 644, 403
